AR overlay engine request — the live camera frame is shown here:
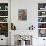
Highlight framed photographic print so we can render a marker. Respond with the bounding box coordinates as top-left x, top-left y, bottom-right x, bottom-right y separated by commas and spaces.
0, 17, 8, 22
0, 11, 8, 16
38, 29, 46, 37
38, 3, 46, 10
38, 17, 46, 22
0, 23, 8, 37
18, 9, 27, 21
0, 3, 8, 10
38, 23, 46, 28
